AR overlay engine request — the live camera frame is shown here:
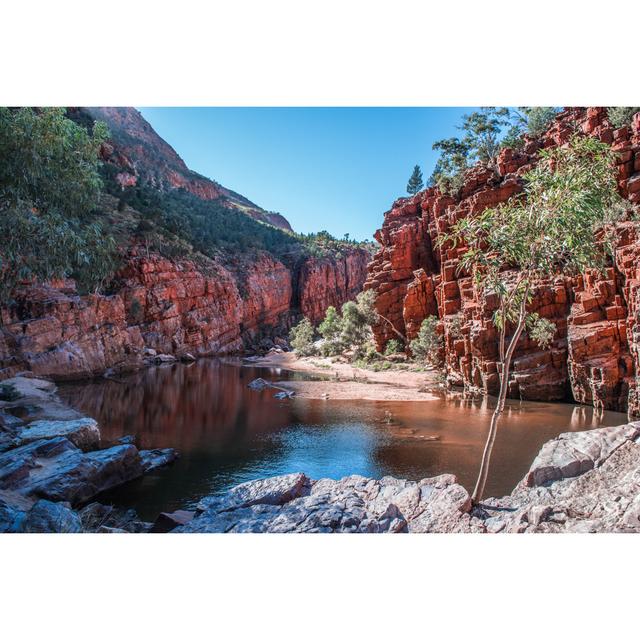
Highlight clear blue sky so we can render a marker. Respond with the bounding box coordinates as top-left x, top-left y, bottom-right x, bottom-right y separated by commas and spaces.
139, 107, 474, 241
